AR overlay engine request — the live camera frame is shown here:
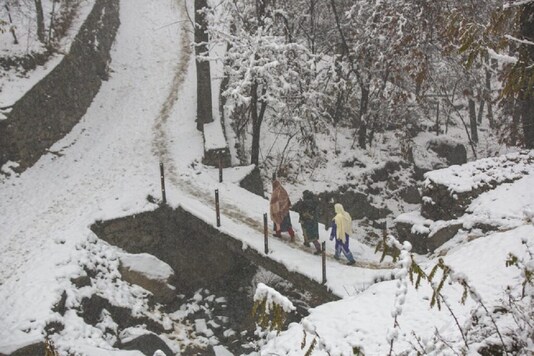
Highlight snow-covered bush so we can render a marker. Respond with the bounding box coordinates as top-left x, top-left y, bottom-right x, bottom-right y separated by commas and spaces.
378, 234, 534, 354
251, 283, 296, 351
